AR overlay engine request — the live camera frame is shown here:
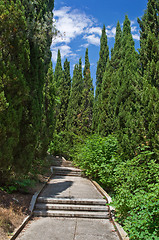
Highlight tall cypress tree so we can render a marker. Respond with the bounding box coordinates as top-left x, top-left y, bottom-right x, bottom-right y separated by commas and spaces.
92, 25, 109, 132
99, 21, 122, 135
12, 0, 54, 171
114, 15, 142, 158
38, 61, 56, 158
81, 49, 94, 135
54, 53, 71, 133
67, 58, 84, 134
0, 0, 30, 175
138, 0, 159, 88
54, 49, 63, 89
63, 58, 71, 115
138, 0, 159, 158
